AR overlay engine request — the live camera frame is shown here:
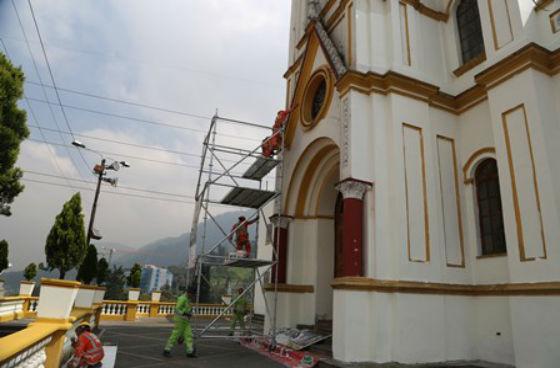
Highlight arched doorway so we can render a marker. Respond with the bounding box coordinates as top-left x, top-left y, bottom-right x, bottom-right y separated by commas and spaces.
283, 137, 340, 321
